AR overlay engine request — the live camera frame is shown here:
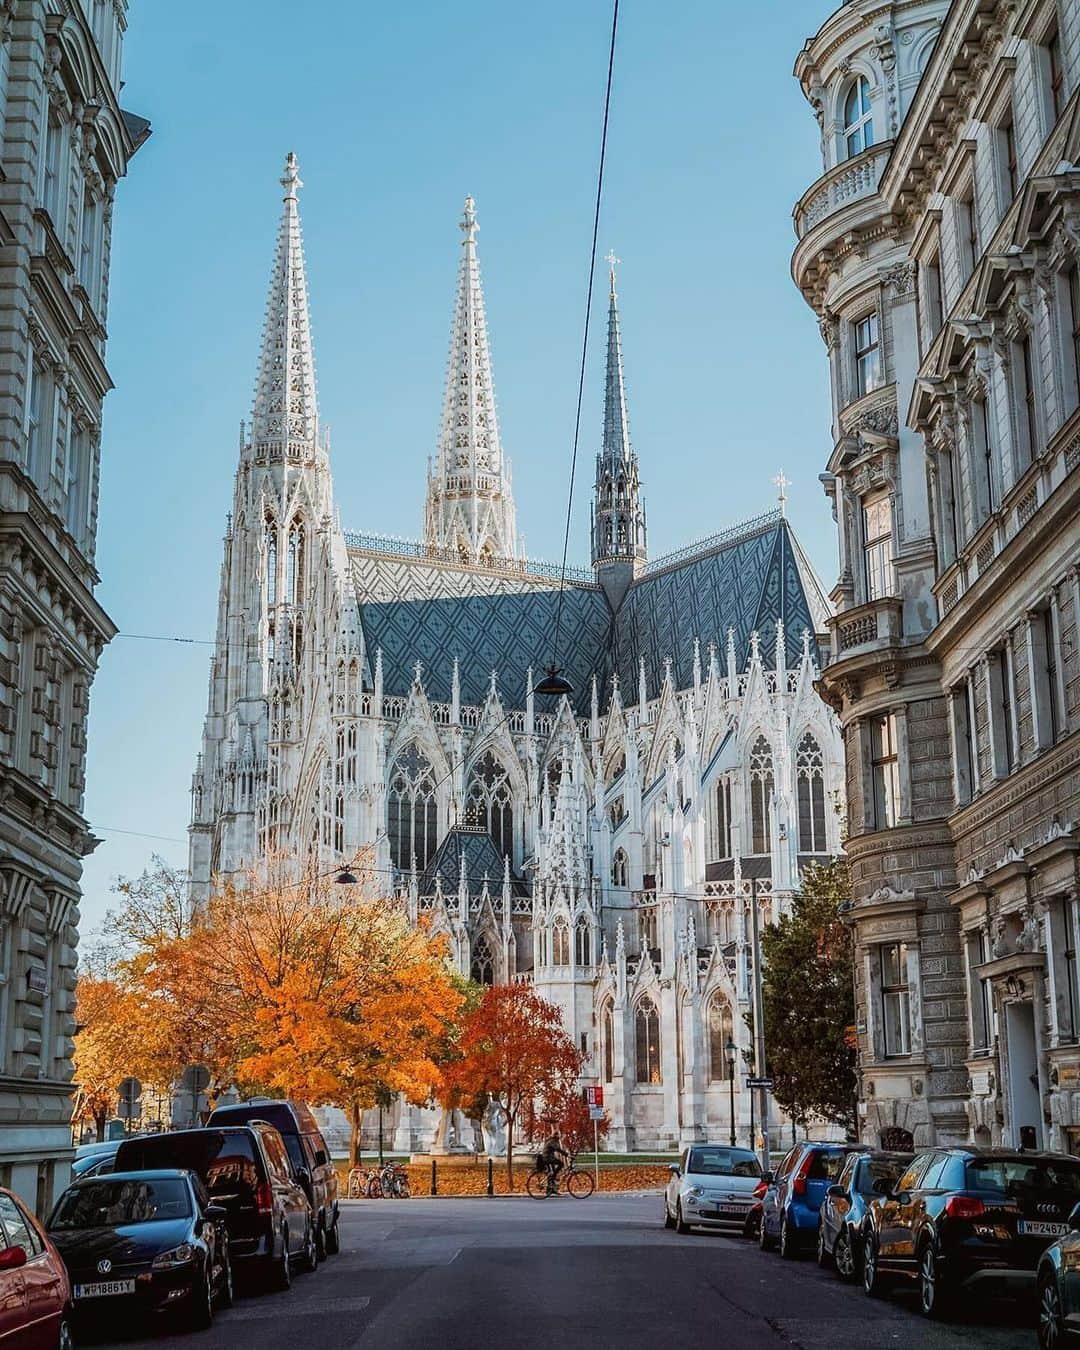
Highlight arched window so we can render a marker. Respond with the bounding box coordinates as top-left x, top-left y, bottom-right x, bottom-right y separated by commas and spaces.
842, 76, 874, 158
552, 918, 569, 967
749, 736, 773, 855
265, 517, 278, 608
606, 751, 626, 784
635, 997, 661, 1084
796, 733, 827, 854
710, 777, 732, 860
708, 997, 734, 1082
466, 751, 514, 860
333, 791, 345, 855
286, 518, 305, 604
575, 916, 591, 968
611, 848, 629, 888
471, 932, 495, 985
609, 796, 627, 830
387, 744, 439, 871
601, 1002, 614, 1084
